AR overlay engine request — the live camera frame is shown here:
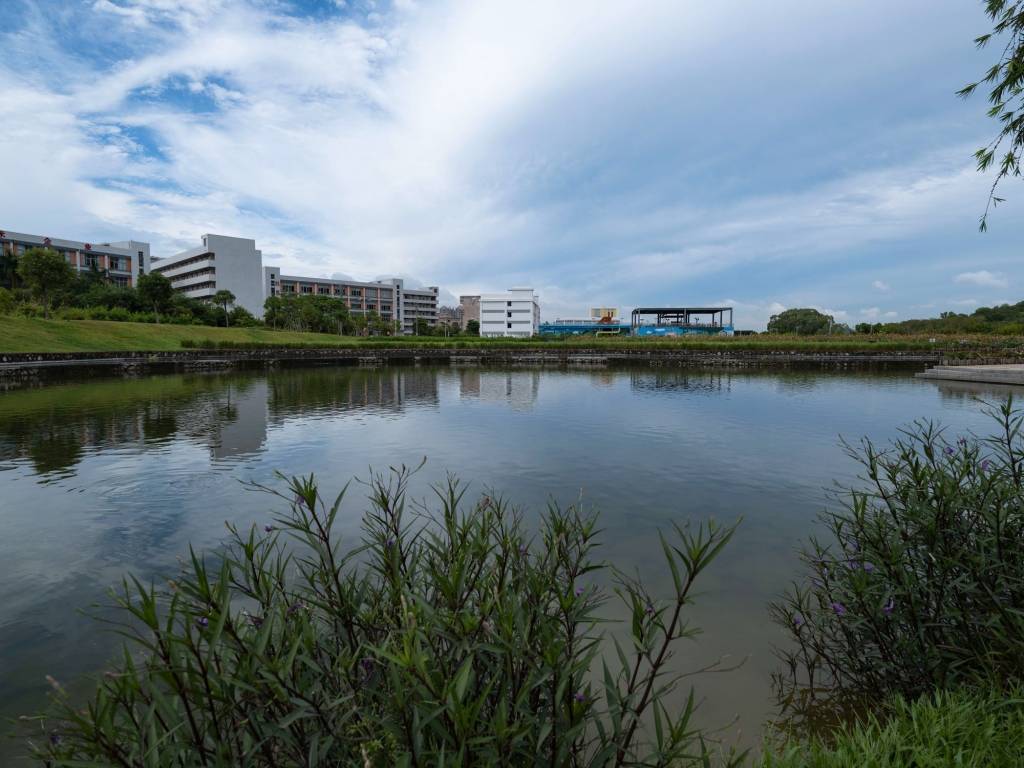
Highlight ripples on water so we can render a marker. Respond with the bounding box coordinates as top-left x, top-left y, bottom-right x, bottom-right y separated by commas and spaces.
0, 366, 1014, 756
